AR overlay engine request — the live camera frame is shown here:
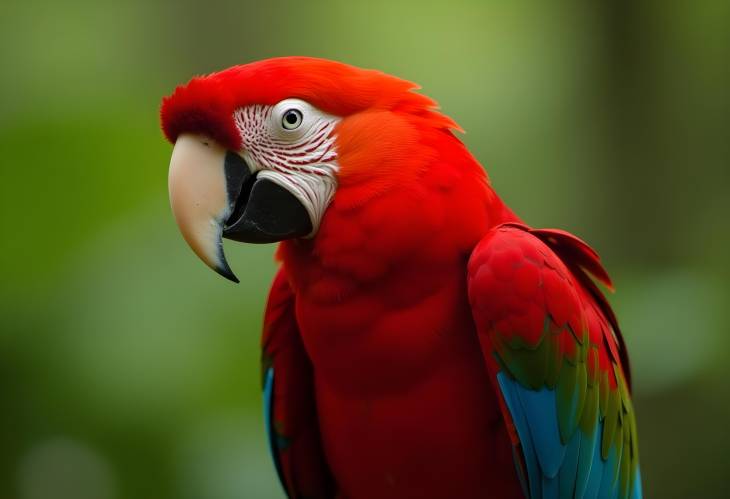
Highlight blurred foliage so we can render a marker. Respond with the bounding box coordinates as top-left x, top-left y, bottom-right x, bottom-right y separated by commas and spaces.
0, 0, 728, 498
